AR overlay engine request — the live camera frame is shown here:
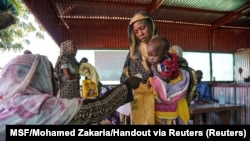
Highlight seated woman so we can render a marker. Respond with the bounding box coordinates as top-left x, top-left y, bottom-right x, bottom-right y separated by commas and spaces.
0, 54, 141, 140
